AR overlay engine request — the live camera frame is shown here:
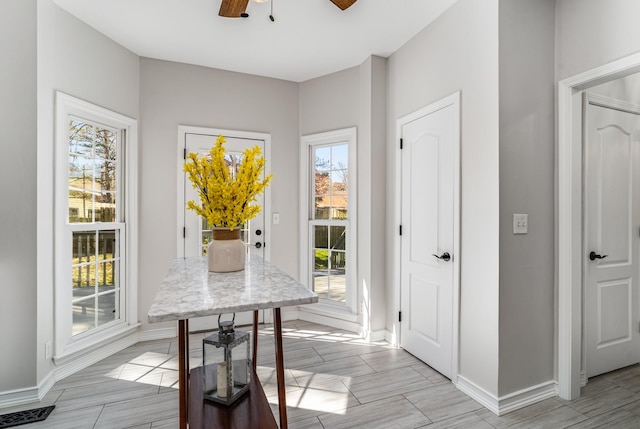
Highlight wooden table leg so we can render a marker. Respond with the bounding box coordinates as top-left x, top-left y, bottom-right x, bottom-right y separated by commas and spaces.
253, 310, 259, 372
273, 308, 288, 429
178, 319, 189, 429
